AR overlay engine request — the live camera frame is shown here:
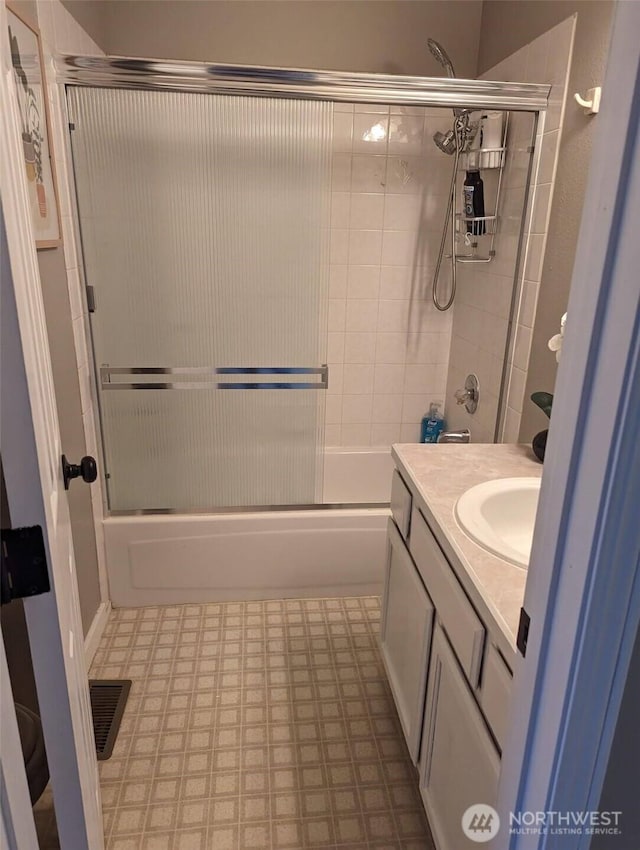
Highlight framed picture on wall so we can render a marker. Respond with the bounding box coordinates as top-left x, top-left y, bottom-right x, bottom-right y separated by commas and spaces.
6, 4, 61, 249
